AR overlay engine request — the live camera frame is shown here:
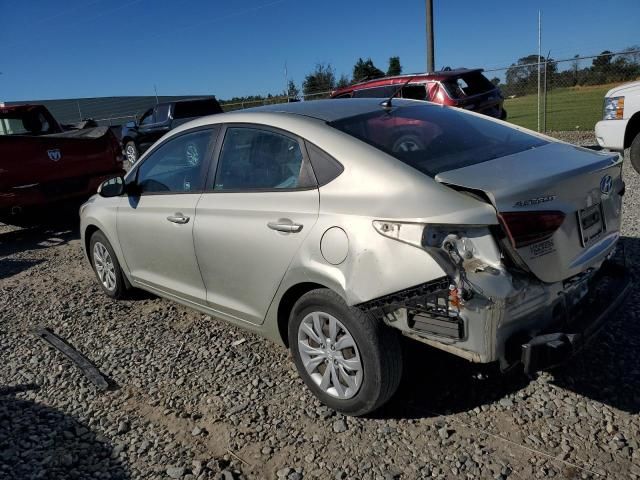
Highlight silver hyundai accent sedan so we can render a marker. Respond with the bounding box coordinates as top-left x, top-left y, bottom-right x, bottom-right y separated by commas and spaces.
80, 99, 630, 415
